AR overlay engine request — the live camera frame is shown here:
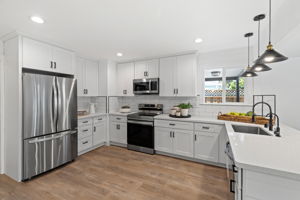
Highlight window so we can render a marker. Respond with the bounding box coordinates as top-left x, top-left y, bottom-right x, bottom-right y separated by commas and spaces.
204, 68, 245, 103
